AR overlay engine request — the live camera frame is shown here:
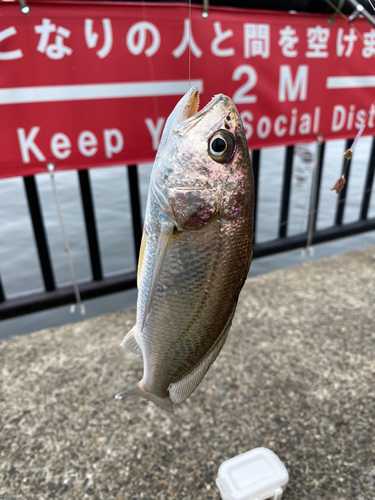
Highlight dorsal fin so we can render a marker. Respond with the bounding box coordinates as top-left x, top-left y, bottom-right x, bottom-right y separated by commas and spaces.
168, 309, 235, 405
